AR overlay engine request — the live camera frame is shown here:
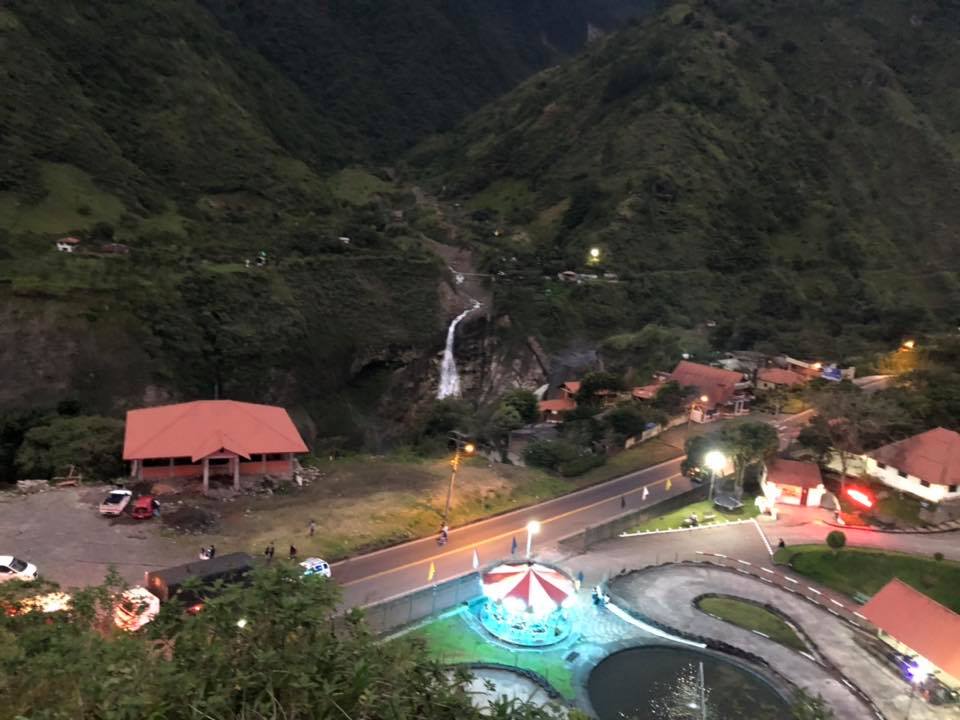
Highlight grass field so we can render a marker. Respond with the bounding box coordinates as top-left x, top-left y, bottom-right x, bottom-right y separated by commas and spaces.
629, 495, 760, 532
774, 545, 960, 612
402, 613, 574, 699
696, 596, 806, 652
